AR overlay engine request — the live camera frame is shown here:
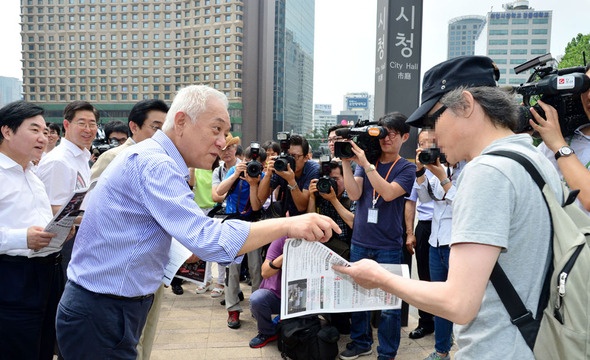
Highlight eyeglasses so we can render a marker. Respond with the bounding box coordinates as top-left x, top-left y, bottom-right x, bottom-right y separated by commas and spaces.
73, 120, 98, 129
385, 130, 399, 139
289, 153, 304, 160
109, 137, 127, 144
327, 137, 343, 143
148, 124, 162, 131
425, 105, 448, 127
